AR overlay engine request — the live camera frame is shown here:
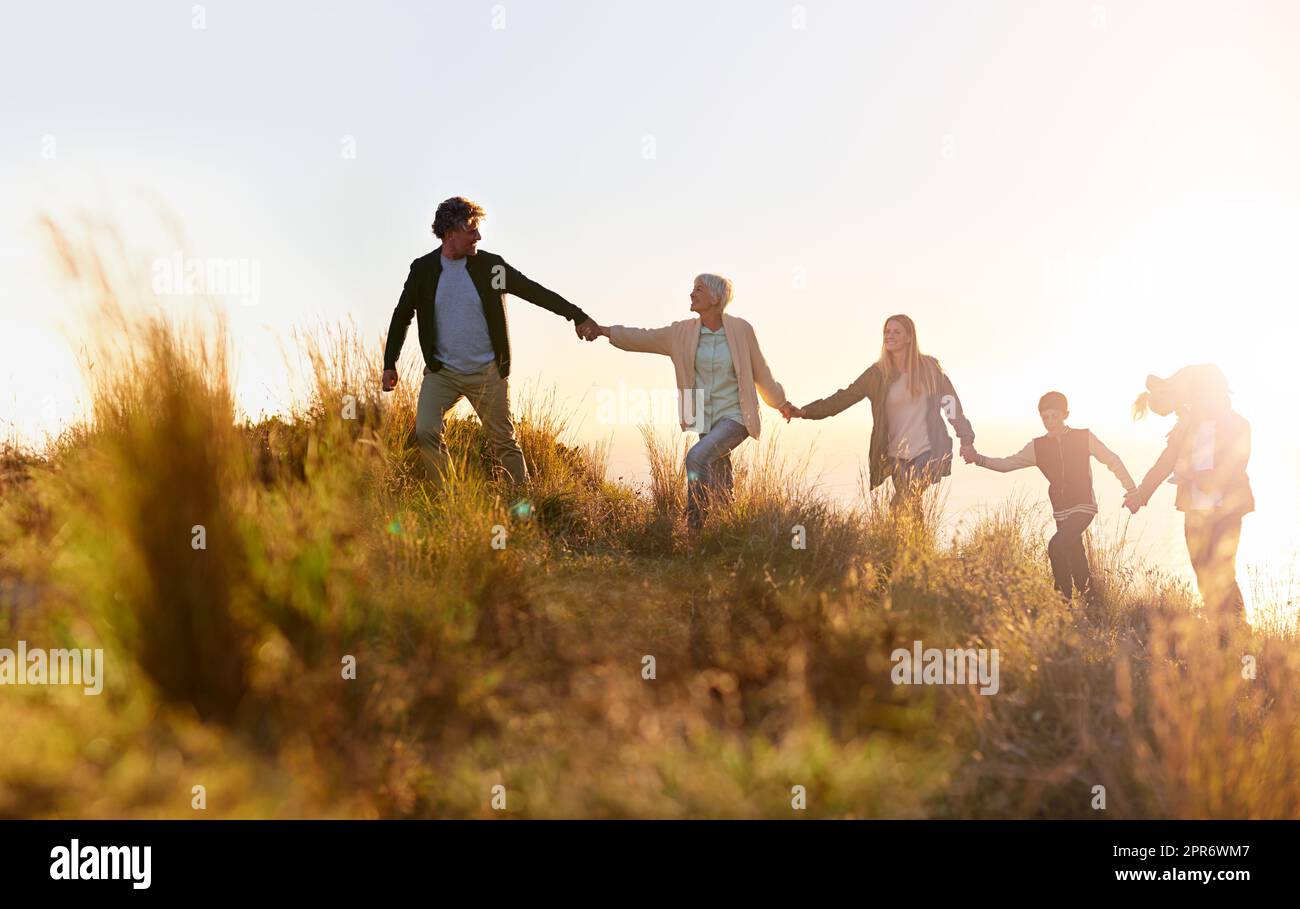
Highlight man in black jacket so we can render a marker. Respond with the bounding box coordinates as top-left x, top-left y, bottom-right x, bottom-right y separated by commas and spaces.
381, 196, 598, 484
